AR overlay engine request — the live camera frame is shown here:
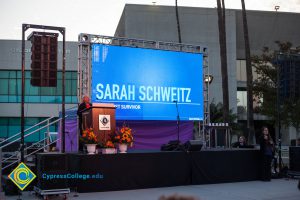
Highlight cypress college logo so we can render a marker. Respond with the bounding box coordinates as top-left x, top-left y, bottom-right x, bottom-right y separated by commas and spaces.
99, 115, 111, 130
8, 162, 36, 190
